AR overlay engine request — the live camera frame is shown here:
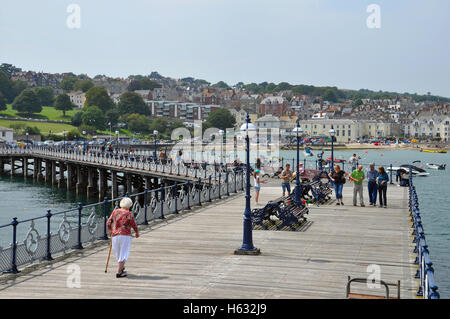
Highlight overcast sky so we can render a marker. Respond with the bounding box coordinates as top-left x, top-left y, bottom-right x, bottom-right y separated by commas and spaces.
1, 0, 449, 97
